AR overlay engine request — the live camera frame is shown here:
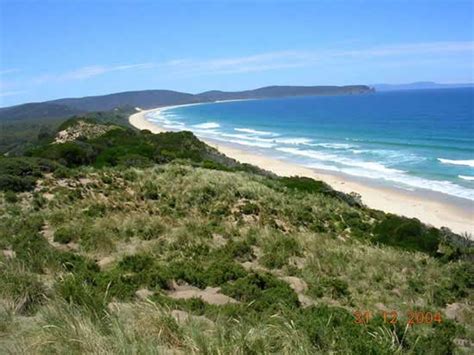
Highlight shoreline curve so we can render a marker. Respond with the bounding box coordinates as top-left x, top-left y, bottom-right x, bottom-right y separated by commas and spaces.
129, 105, 474, 236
